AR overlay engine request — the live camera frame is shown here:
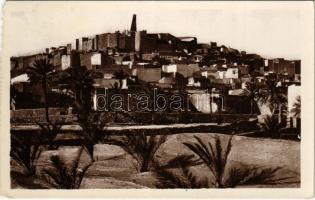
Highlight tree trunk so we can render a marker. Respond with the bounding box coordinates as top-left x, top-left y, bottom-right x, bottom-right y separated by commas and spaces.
278, 104, 282, 124
215, 181, 224, 188
210, 89, 213, 114
87, 144, 95, 162
42, 77, 50, 123
119, 79, 123, 89
140, 159, 149, 172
